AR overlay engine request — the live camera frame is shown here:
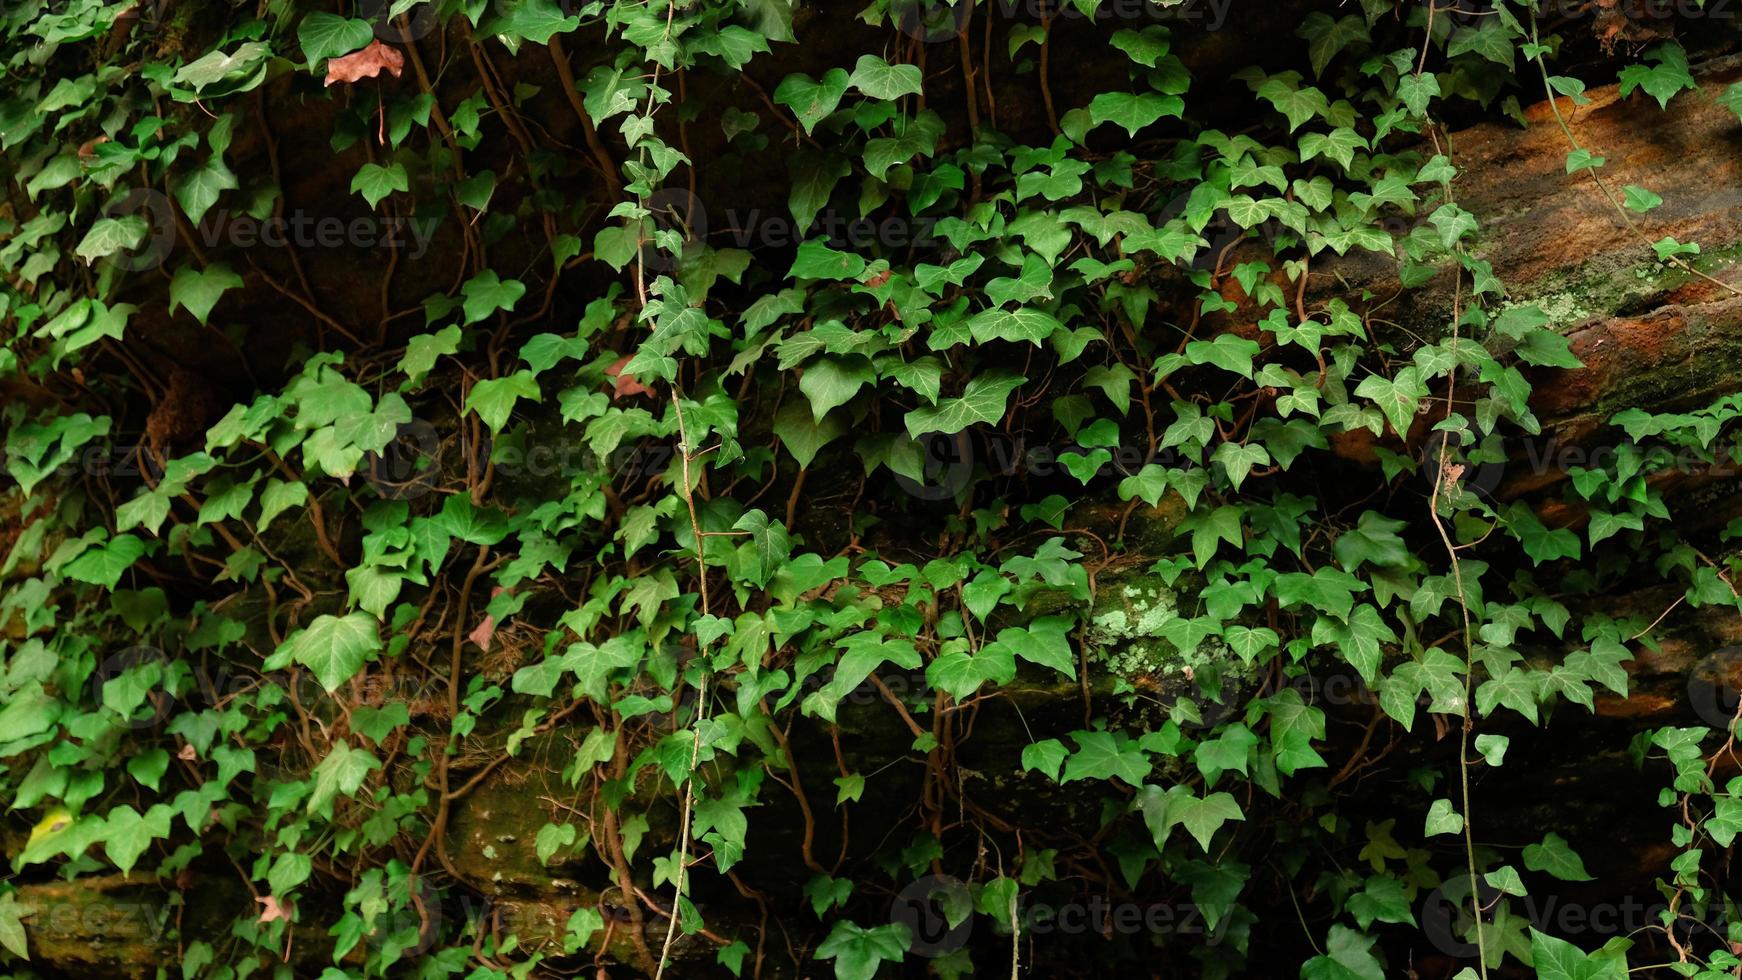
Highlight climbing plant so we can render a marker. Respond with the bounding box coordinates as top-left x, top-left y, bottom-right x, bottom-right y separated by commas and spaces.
2, 0, 1742, 977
